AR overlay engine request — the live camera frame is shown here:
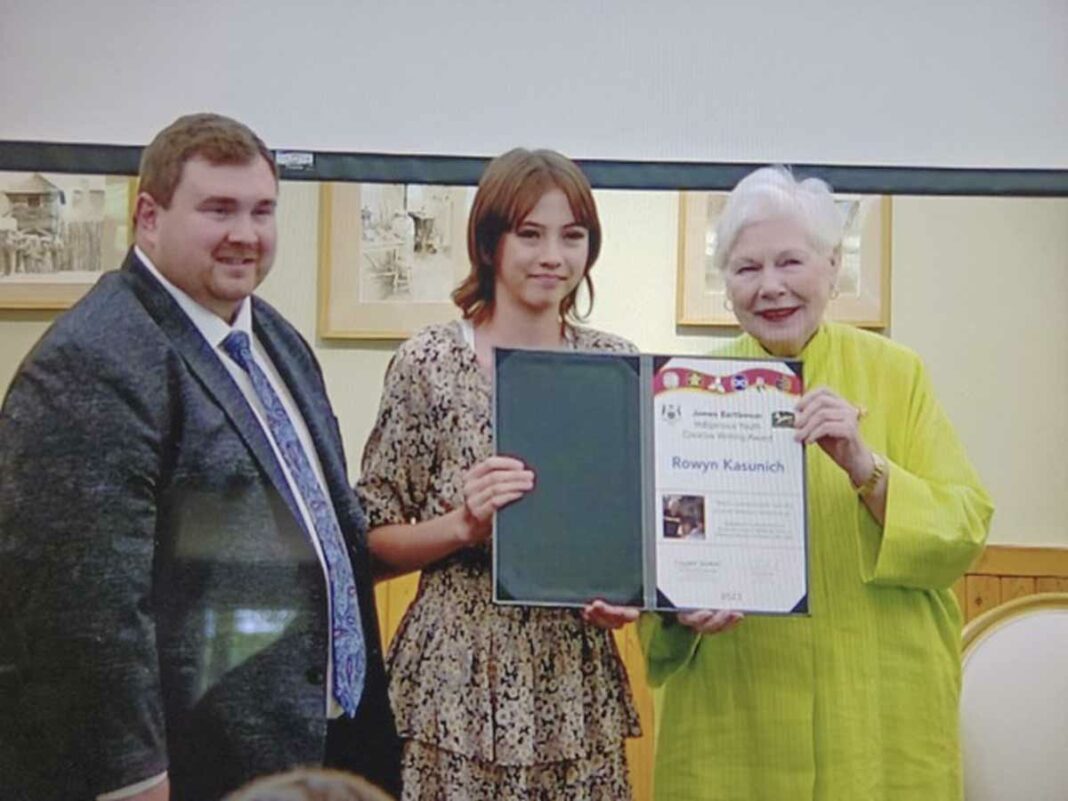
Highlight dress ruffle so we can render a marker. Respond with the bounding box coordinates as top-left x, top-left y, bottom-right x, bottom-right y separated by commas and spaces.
387, 557, 640, 766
